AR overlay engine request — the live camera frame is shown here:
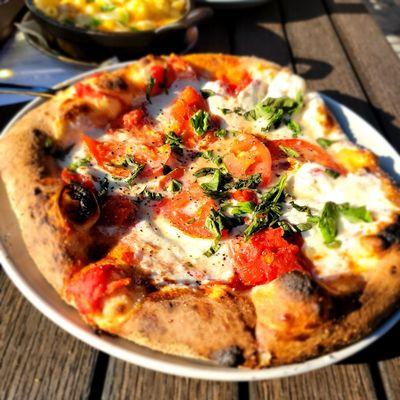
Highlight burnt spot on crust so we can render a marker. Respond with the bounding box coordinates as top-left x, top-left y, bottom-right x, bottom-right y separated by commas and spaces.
34, 187, 42, 195
33, 128, 72, 160
103, 76, 129, 91
210, 346, 245, 367
390, 266, 398, 275
378, 215, 400, 249
279, 270, 316, 297
65, 103, 92, 121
